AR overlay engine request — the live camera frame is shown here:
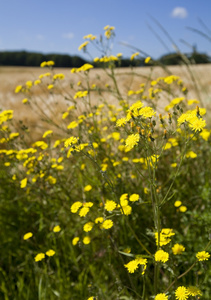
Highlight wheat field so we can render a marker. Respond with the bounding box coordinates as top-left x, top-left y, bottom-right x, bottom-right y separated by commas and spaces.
0, 64, 211, 141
